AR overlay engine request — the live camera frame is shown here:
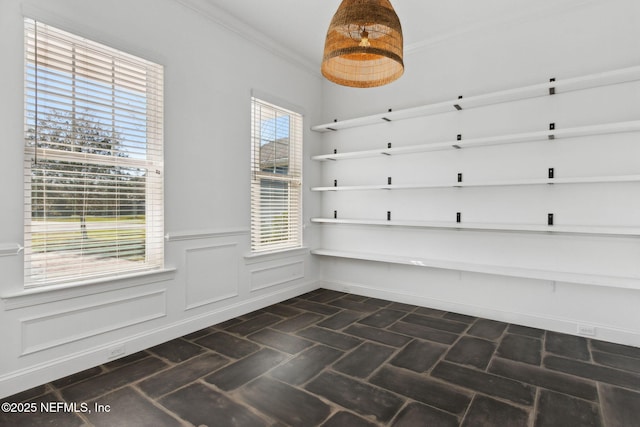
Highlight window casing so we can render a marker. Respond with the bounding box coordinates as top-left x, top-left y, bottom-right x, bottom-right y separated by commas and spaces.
24, 19, 164, 287
250, 97, 303, 252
